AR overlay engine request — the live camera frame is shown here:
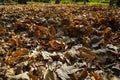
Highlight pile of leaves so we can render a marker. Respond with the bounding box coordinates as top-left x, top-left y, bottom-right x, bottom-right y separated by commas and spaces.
0, 5, 120, 80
